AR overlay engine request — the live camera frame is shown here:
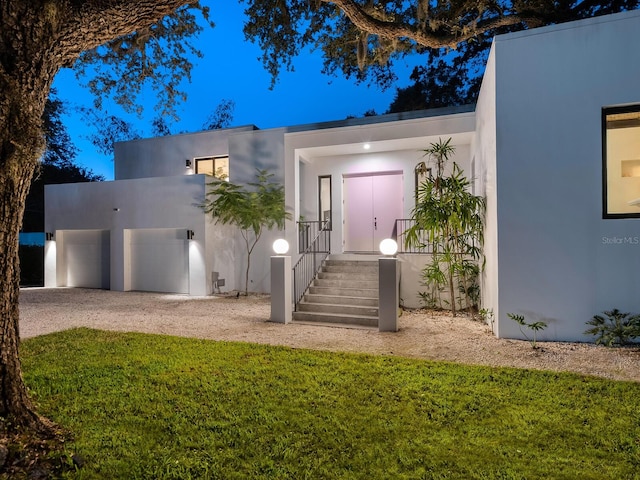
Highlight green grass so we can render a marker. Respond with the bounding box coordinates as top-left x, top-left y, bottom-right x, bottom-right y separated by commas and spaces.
20, 328, 640, 479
